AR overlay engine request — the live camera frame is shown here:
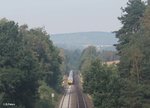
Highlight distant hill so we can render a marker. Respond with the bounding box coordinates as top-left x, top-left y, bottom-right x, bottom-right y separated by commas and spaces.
50, 31, 118, 51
